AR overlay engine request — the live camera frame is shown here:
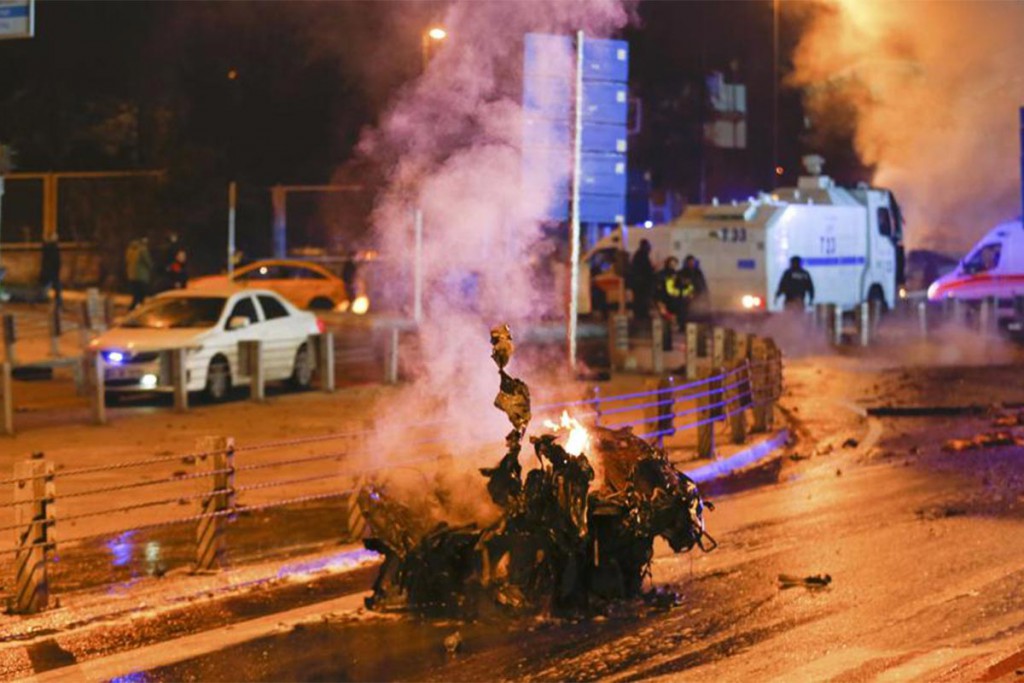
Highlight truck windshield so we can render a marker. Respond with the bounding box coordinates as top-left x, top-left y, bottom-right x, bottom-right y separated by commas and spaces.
962, 243, 1001, 274
121, 297, 227, 329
